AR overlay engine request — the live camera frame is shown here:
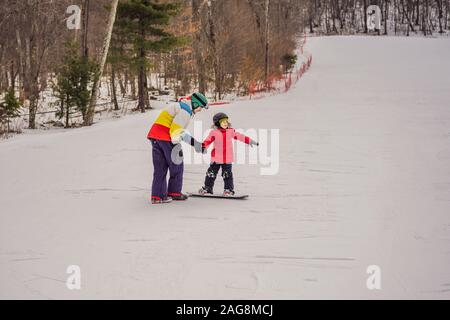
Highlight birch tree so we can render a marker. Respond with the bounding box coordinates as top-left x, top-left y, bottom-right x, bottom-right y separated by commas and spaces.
85, 0, 119, 126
